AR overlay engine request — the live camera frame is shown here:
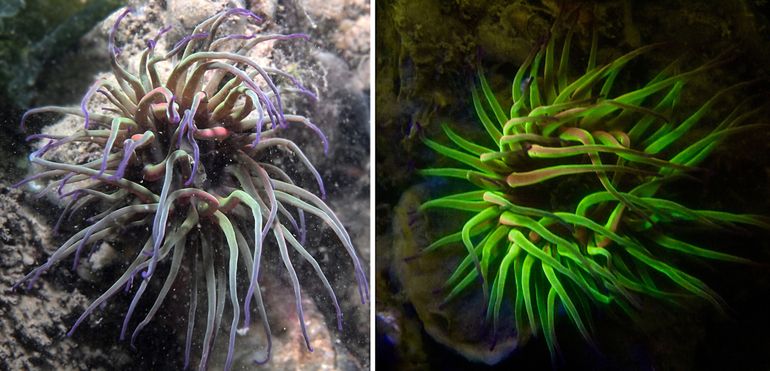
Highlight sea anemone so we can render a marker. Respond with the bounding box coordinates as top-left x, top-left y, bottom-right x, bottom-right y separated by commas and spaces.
417, 25, 768, 358
13, 7, 368, 370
